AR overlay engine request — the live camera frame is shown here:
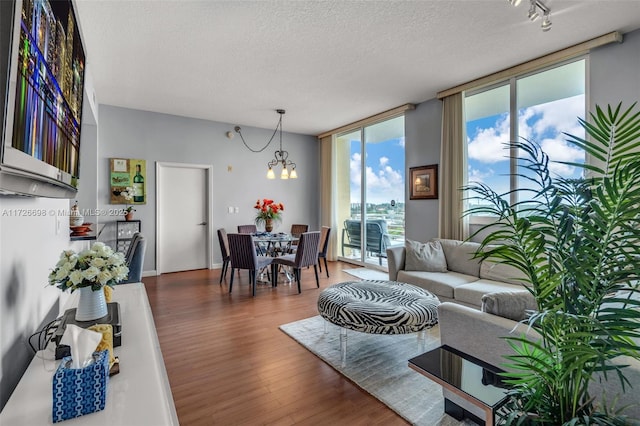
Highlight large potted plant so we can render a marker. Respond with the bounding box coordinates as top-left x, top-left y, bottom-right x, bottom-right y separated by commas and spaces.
466, 103, 640, 424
